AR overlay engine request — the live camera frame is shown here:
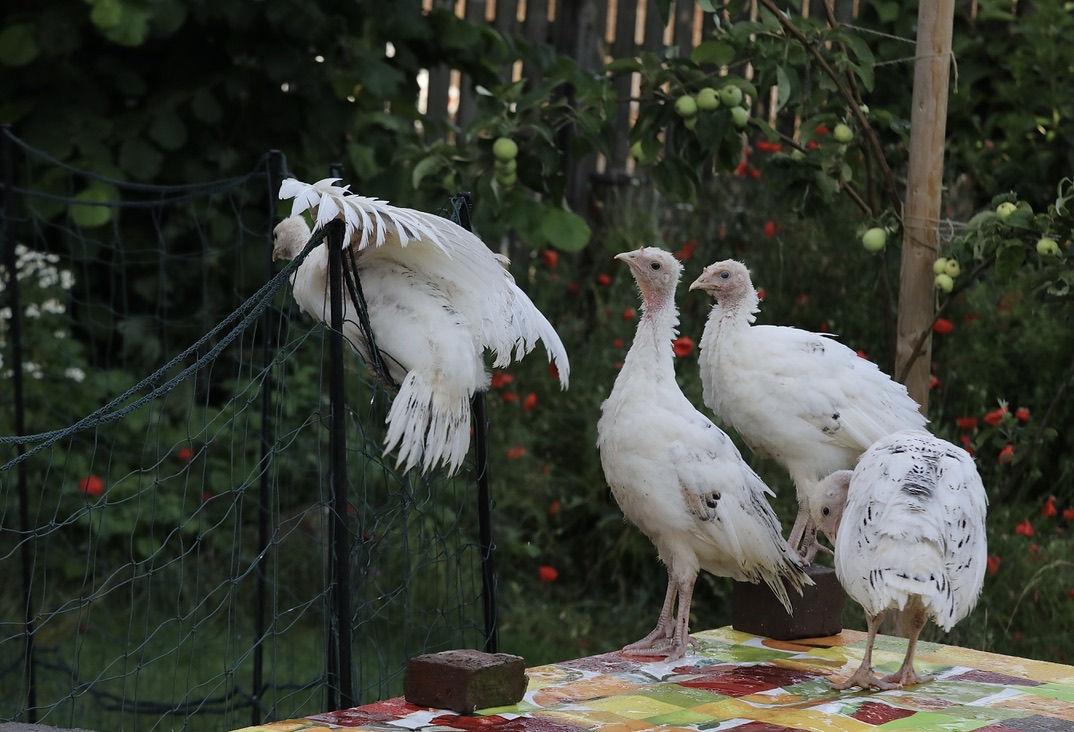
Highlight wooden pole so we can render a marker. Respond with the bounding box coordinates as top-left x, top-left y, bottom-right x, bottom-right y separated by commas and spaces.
887, 0, 956, 638
896, 0, 955, 415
